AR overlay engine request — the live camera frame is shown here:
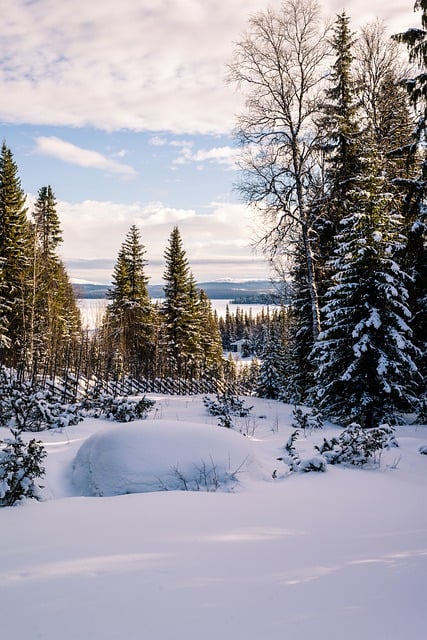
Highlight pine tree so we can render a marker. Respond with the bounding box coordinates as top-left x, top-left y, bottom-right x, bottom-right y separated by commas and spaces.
283, 14, 359, 403
222, 305, 235, 350
311, 142, 419, 427
0, 142, 31, 367
0, 427, 47, 506
28, 186, 80, 375
198, 289, 223, 376
257, 324, 285, 400
318, 12, 361, 290
392, 1, 427, 397
0, 258, 10, 352
322, 12, 360, 200
161, 227, 203, 378
32, 186, 62, 258
284, 238, 319, 403
105, 225, 154, 378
